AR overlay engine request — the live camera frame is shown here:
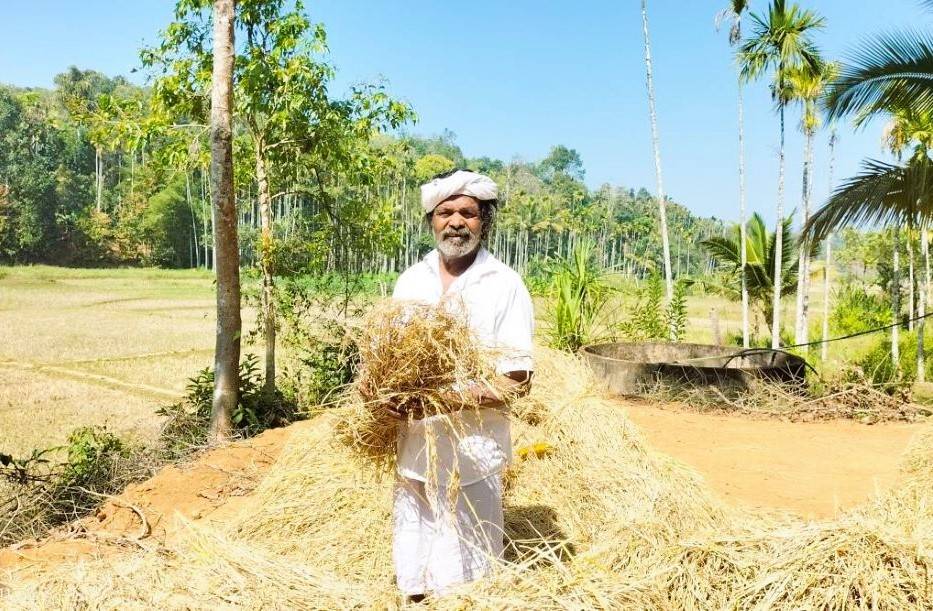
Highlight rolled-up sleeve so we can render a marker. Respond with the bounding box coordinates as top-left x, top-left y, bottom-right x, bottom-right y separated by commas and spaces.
493, 280, 535, 374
